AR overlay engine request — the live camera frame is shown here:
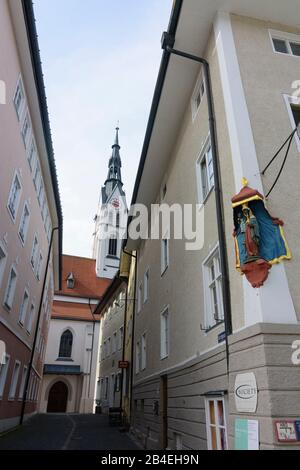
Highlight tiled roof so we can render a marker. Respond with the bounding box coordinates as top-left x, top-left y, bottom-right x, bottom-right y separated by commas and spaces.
52, 301, 101, 322
57, 255, 111, 298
